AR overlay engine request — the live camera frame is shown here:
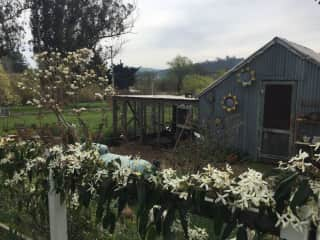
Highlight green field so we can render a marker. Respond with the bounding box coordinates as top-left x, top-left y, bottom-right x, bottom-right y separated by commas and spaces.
0, 102, 113, 137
